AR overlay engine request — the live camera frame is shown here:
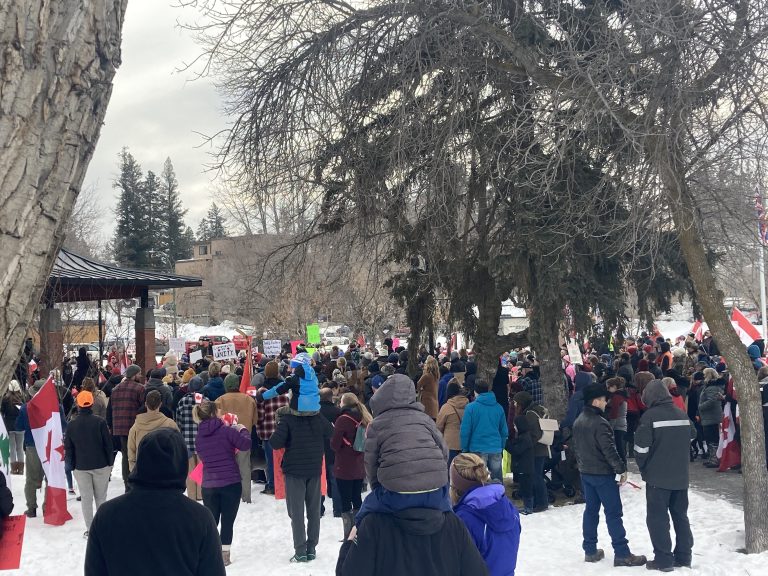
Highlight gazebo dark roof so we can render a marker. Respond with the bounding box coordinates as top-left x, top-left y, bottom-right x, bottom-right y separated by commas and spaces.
46, 248, 203, 303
